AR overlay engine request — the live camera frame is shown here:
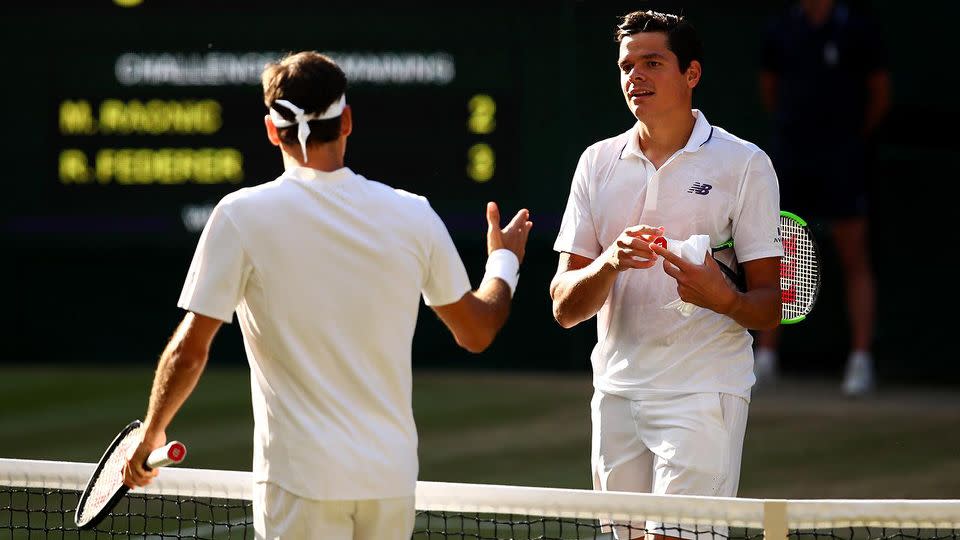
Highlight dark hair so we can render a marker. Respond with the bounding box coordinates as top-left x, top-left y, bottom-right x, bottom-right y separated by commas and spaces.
261, 51, 347, 146
615, 10, 704, 72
